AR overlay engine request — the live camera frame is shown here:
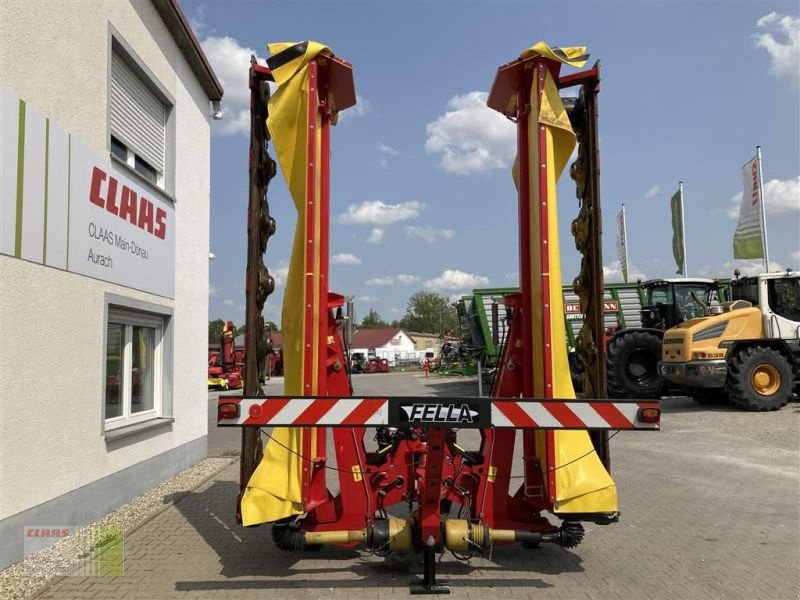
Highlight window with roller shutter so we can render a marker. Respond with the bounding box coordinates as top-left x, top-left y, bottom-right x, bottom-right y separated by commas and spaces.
109, 48, 170, 190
